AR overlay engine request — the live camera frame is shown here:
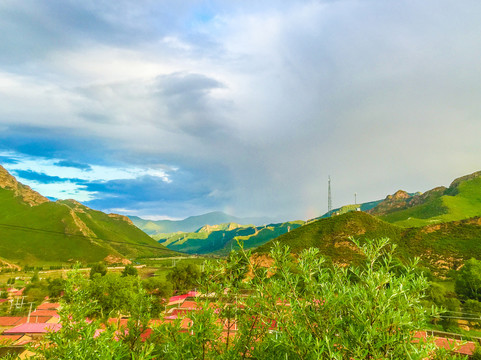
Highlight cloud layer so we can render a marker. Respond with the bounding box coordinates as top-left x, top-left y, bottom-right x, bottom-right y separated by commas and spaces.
1, 1, 481, 221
